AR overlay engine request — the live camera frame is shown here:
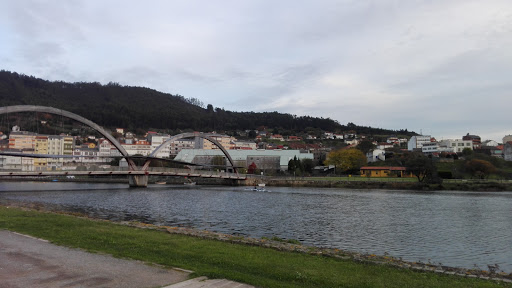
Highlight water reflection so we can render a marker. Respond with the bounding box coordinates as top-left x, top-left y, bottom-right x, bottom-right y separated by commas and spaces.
1, 182, 511, 272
